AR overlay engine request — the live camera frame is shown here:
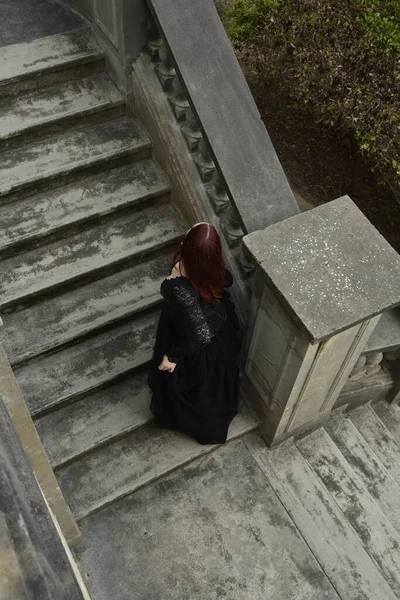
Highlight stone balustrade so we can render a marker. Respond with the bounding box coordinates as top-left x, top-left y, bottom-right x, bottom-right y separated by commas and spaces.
147, 35, 247, 253
343, 306, 400, 408
243, 197, 400, 444
350, 352, 384, 379
142, 0, 299, 292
